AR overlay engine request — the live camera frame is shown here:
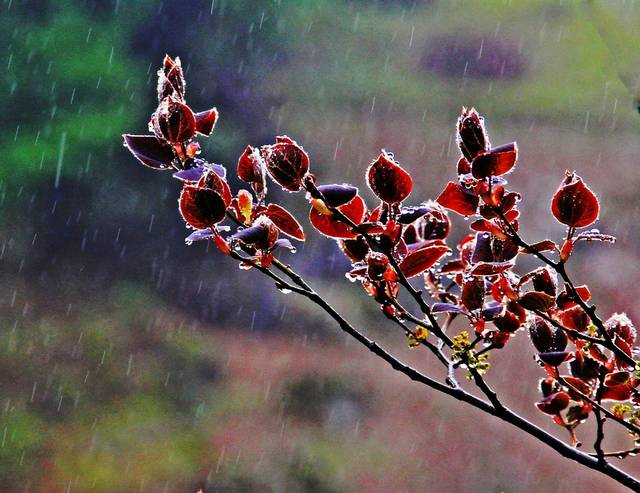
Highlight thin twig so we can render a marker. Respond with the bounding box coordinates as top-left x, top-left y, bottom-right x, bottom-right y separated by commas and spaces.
589, 448, 640, 460
594, 372, 606, 464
